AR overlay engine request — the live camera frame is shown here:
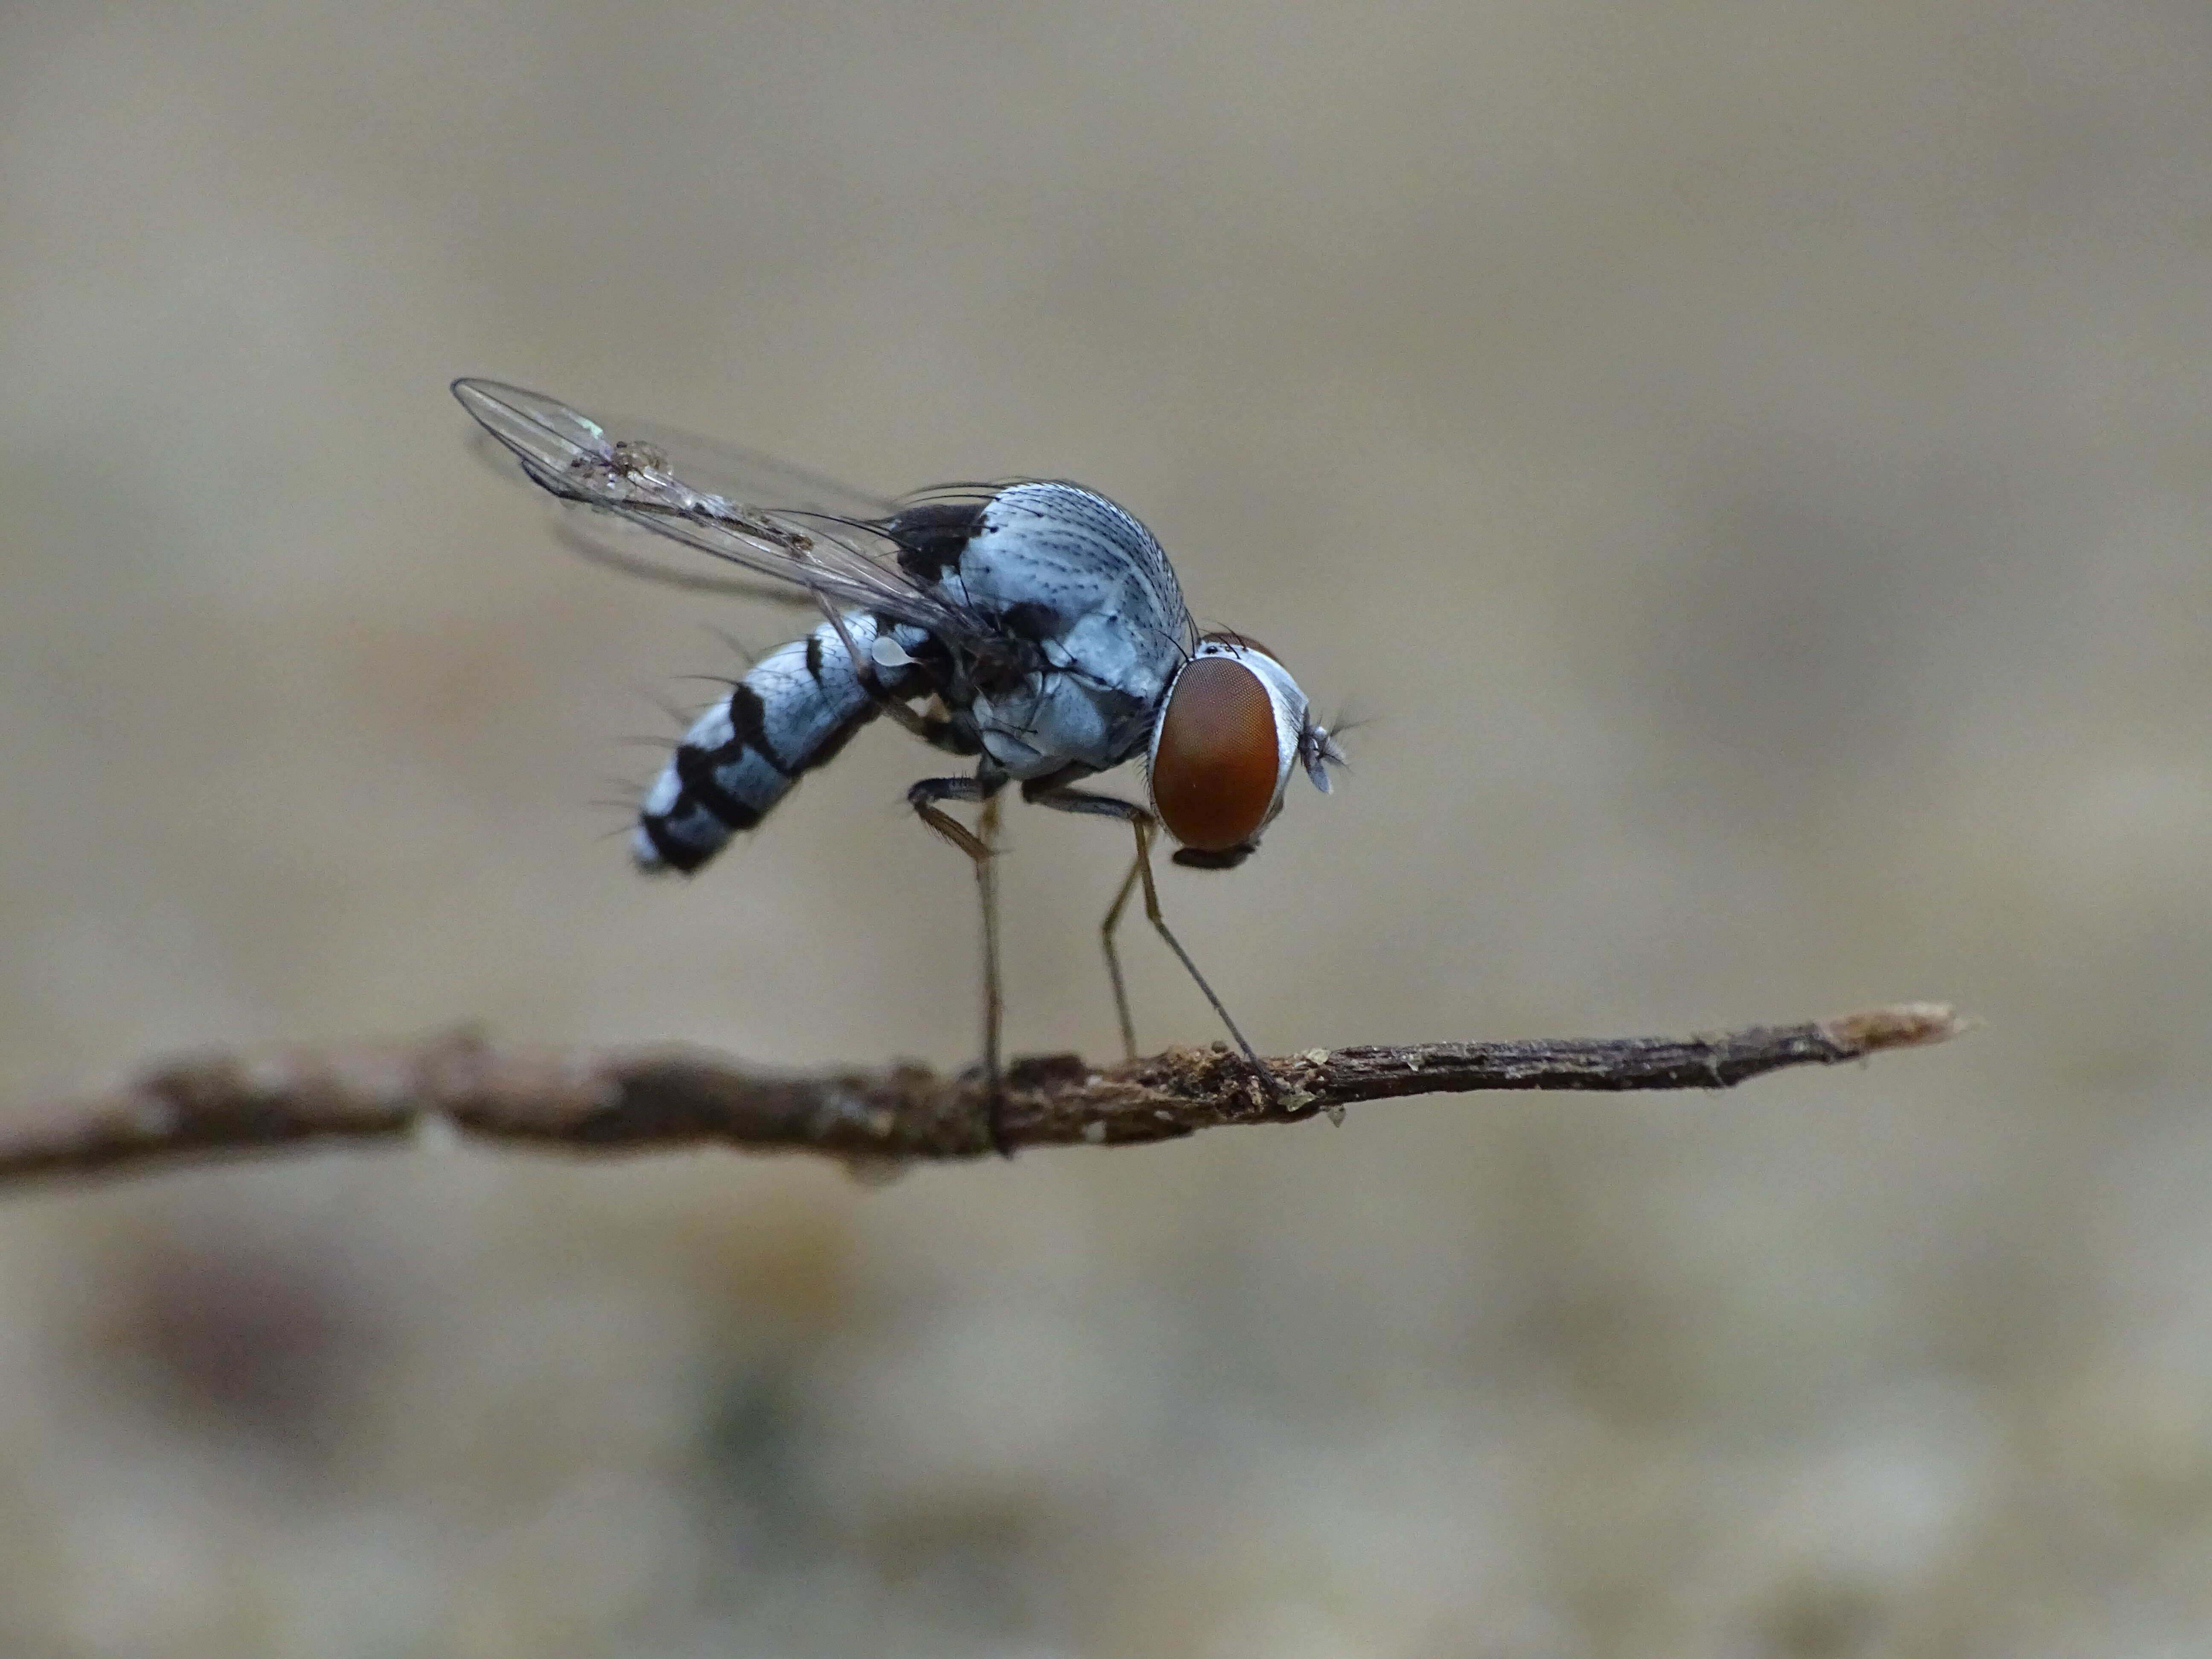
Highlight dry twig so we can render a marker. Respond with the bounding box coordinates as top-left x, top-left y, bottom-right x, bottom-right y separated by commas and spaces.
0, 1004, 1967, 1189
